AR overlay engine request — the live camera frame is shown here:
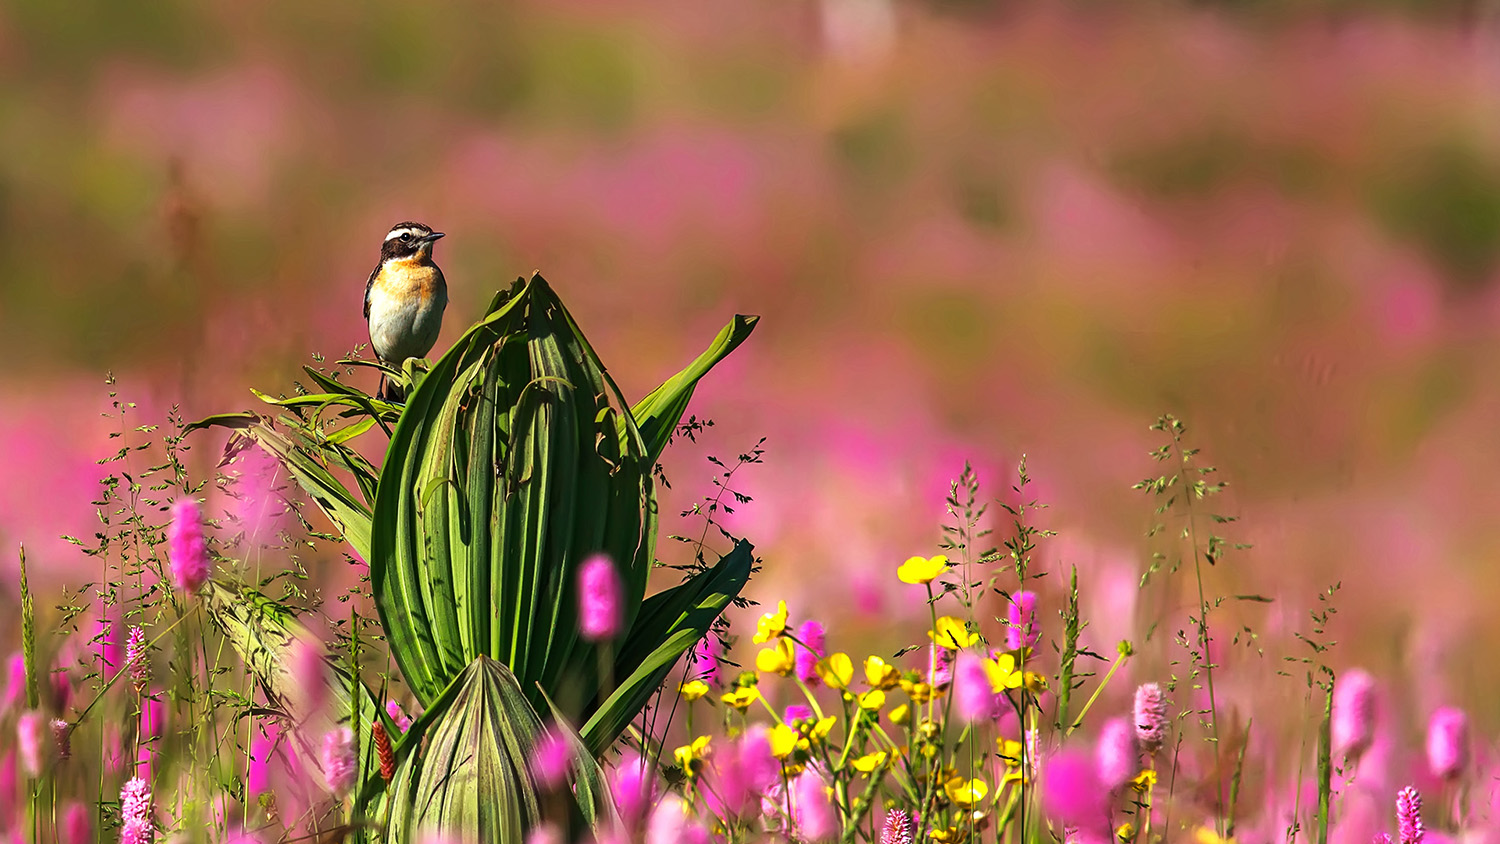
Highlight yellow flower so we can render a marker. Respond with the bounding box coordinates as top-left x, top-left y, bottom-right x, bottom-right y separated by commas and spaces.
721, 686, 759, 711
943, 776, 989, 807
1131, 769, 1157, 792
752, 601, 789, 644
928, 827, 966, 843
769, 723, 807, 759
858, 689, 886, 712
997, 738, 1023, 767
851, 751, 888, 773
899, 678, 934, 704
983, 653, 1023, 691
1024, 671, 1048, 693
756, 639, 795, 676
673, 735, 712, 773
864, 655, 900, 690
897, 554, 950, 585
809, 716, 837, 743
679, 680, 710, 702
929, 616, 978, 650
1194, 829, 1235, 844
817, 653, 854, 689
888, 703, 911, 725
1116, 822, 1136, 843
